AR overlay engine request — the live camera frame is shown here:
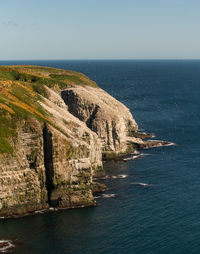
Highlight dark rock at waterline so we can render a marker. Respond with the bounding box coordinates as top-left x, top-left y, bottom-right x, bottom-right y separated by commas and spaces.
0, 241, 9, 248
137, 140, 174, 149
133, 132, 155, 140
0, 240, 14, 251
91, 182, 107, 194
